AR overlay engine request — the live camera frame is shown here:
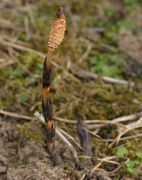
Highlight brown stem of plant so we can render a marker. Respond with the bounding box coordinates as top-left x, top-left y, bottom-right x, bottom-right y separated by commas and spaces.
42, 7, 66, 155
